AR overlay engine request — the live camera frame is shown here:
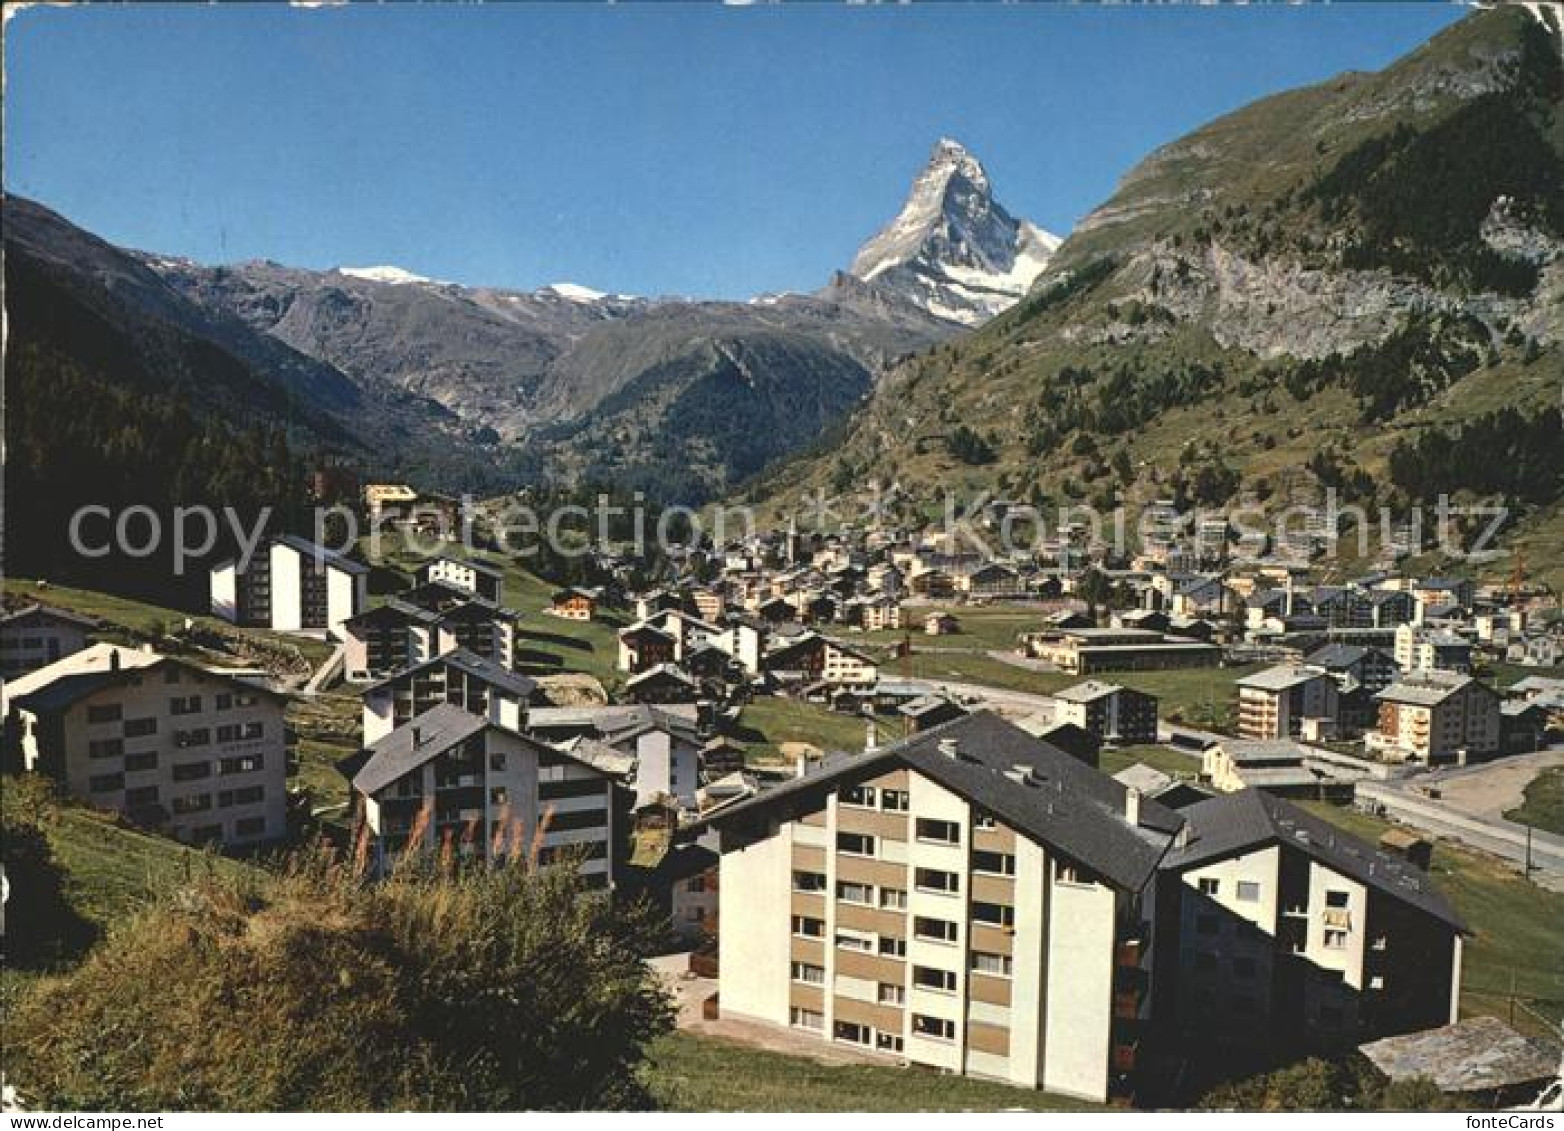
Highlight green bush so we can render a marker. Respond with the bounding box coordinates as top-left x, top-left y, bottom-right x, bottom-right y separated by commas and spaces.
5, 848, 674, 1111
